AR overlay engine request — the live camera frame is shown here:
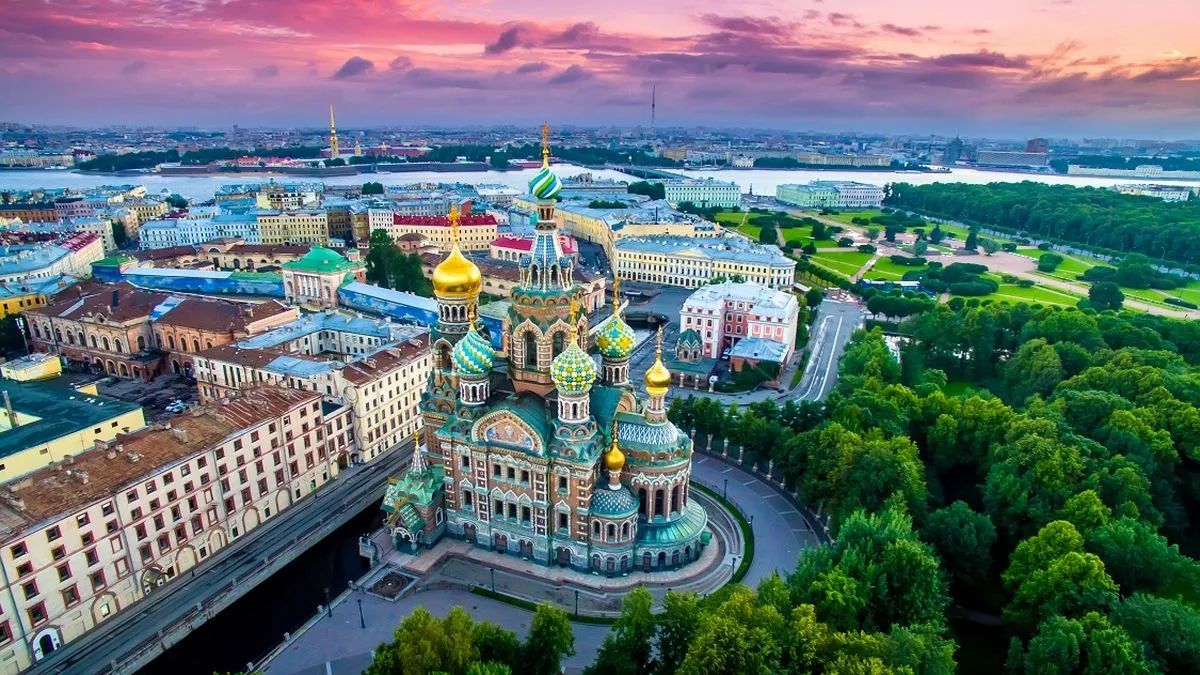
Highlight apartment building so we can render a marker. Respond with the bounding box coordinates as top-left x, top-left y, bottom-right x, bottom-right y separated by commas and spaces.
0, 387, 349, 671
256, 210, 330, 246
388, 214, 498, 252
192, 320, 431, 462
679, 281, 800, 362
